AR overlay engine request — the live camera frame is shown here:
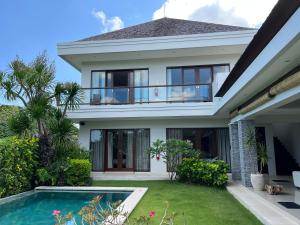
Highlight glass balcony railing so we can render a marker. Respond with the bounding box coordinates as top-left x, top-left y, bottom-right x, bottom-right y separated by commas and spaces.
79, 84, 212, 105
